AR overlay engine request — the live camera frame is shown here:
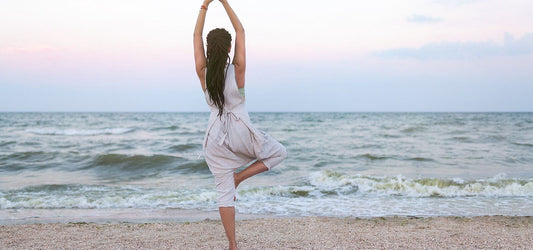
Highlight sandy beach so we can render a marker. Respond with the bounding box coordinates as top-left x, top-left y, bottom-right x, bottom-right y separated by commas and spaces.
1, 216, 531, 249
